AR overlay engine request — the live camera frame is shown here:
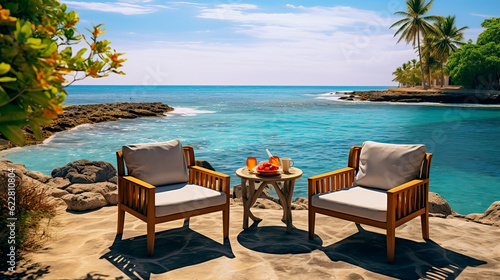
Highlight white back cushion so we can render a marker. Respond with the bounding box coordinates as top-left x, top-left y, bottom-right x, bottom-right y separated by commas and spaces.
122, 139, 189, 186
354, 141, 426, 190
